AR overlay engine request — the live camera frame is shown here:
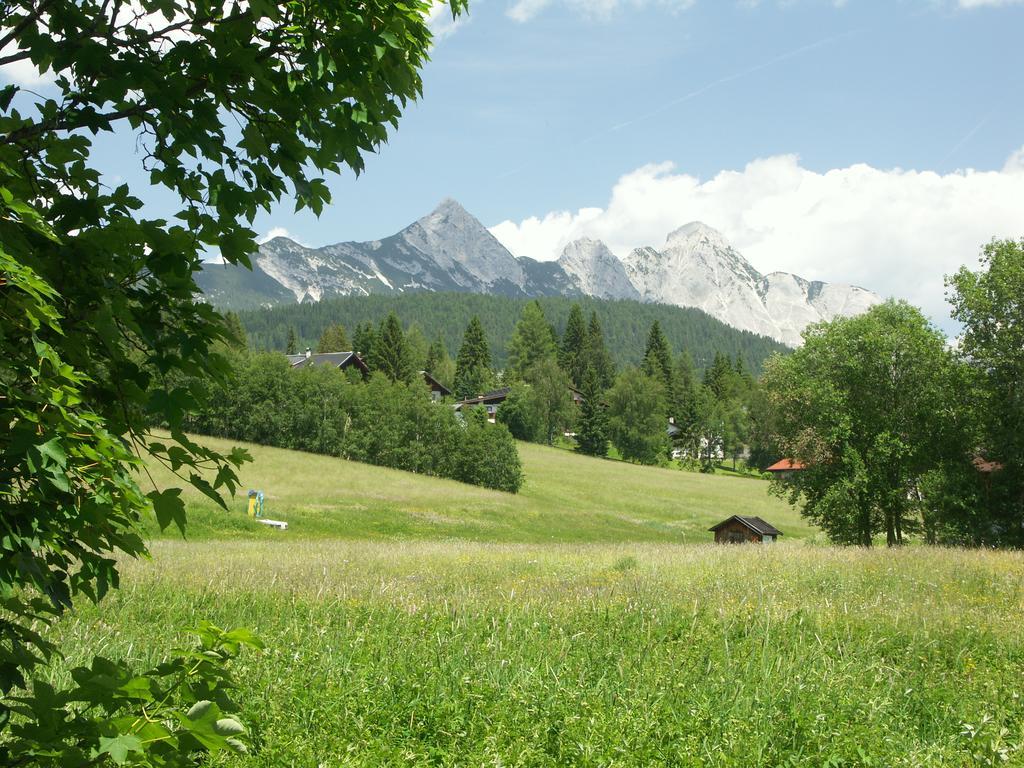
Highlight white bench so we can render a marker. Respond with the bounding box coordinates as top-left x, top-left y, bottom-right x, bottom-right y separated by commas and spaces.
256, 518, 288, 531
